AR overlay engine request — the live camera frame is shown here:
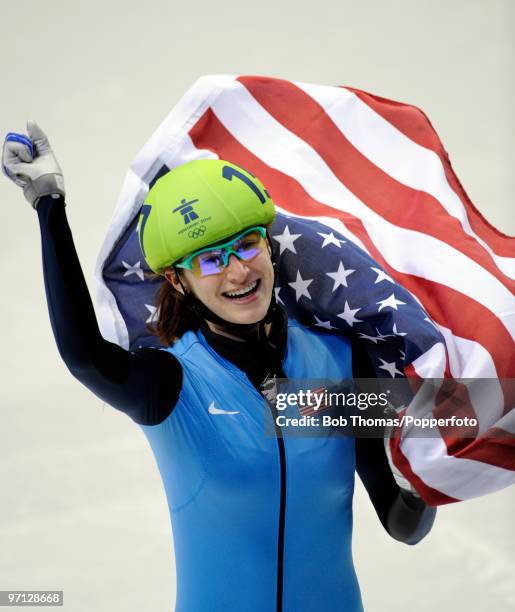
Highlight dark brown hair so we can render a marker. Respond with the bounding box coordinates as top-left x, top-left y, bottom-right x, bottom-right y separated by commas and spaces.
148, 270, 202, 346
